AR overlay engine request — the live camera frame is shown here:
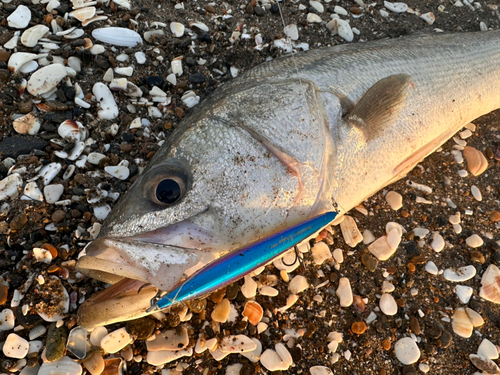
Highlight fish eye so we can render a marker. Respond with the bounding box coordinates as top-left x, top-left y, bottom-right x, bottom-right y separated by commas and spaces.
155, 178, 183, 205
